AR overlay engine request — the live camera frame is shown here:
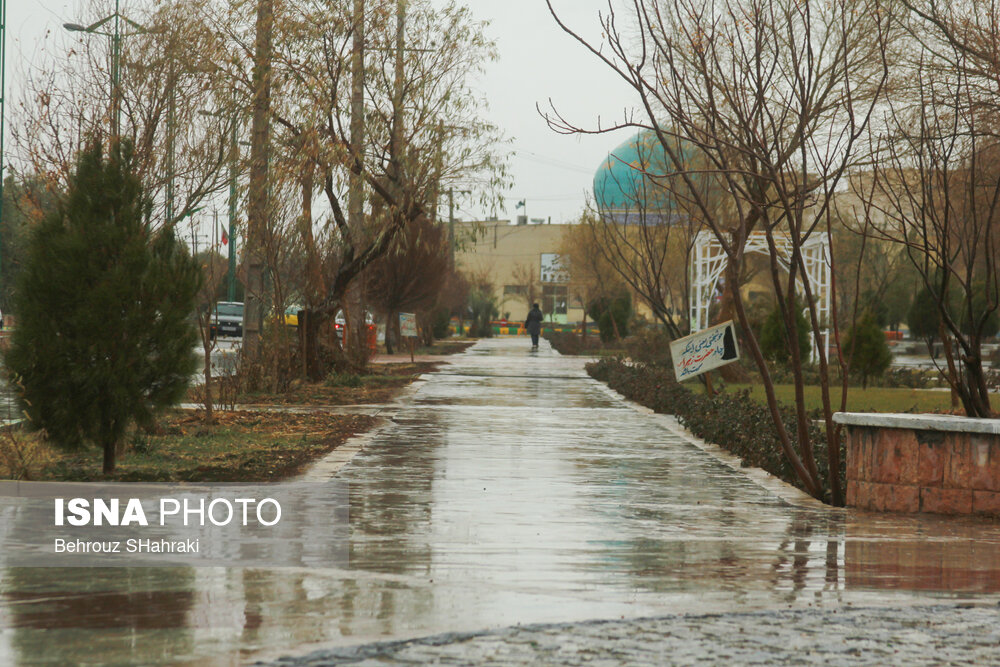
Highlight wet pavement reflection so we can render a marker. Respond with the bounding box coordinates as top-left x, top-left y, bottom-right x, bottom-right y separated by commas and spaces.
2, 338, 1000, 665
